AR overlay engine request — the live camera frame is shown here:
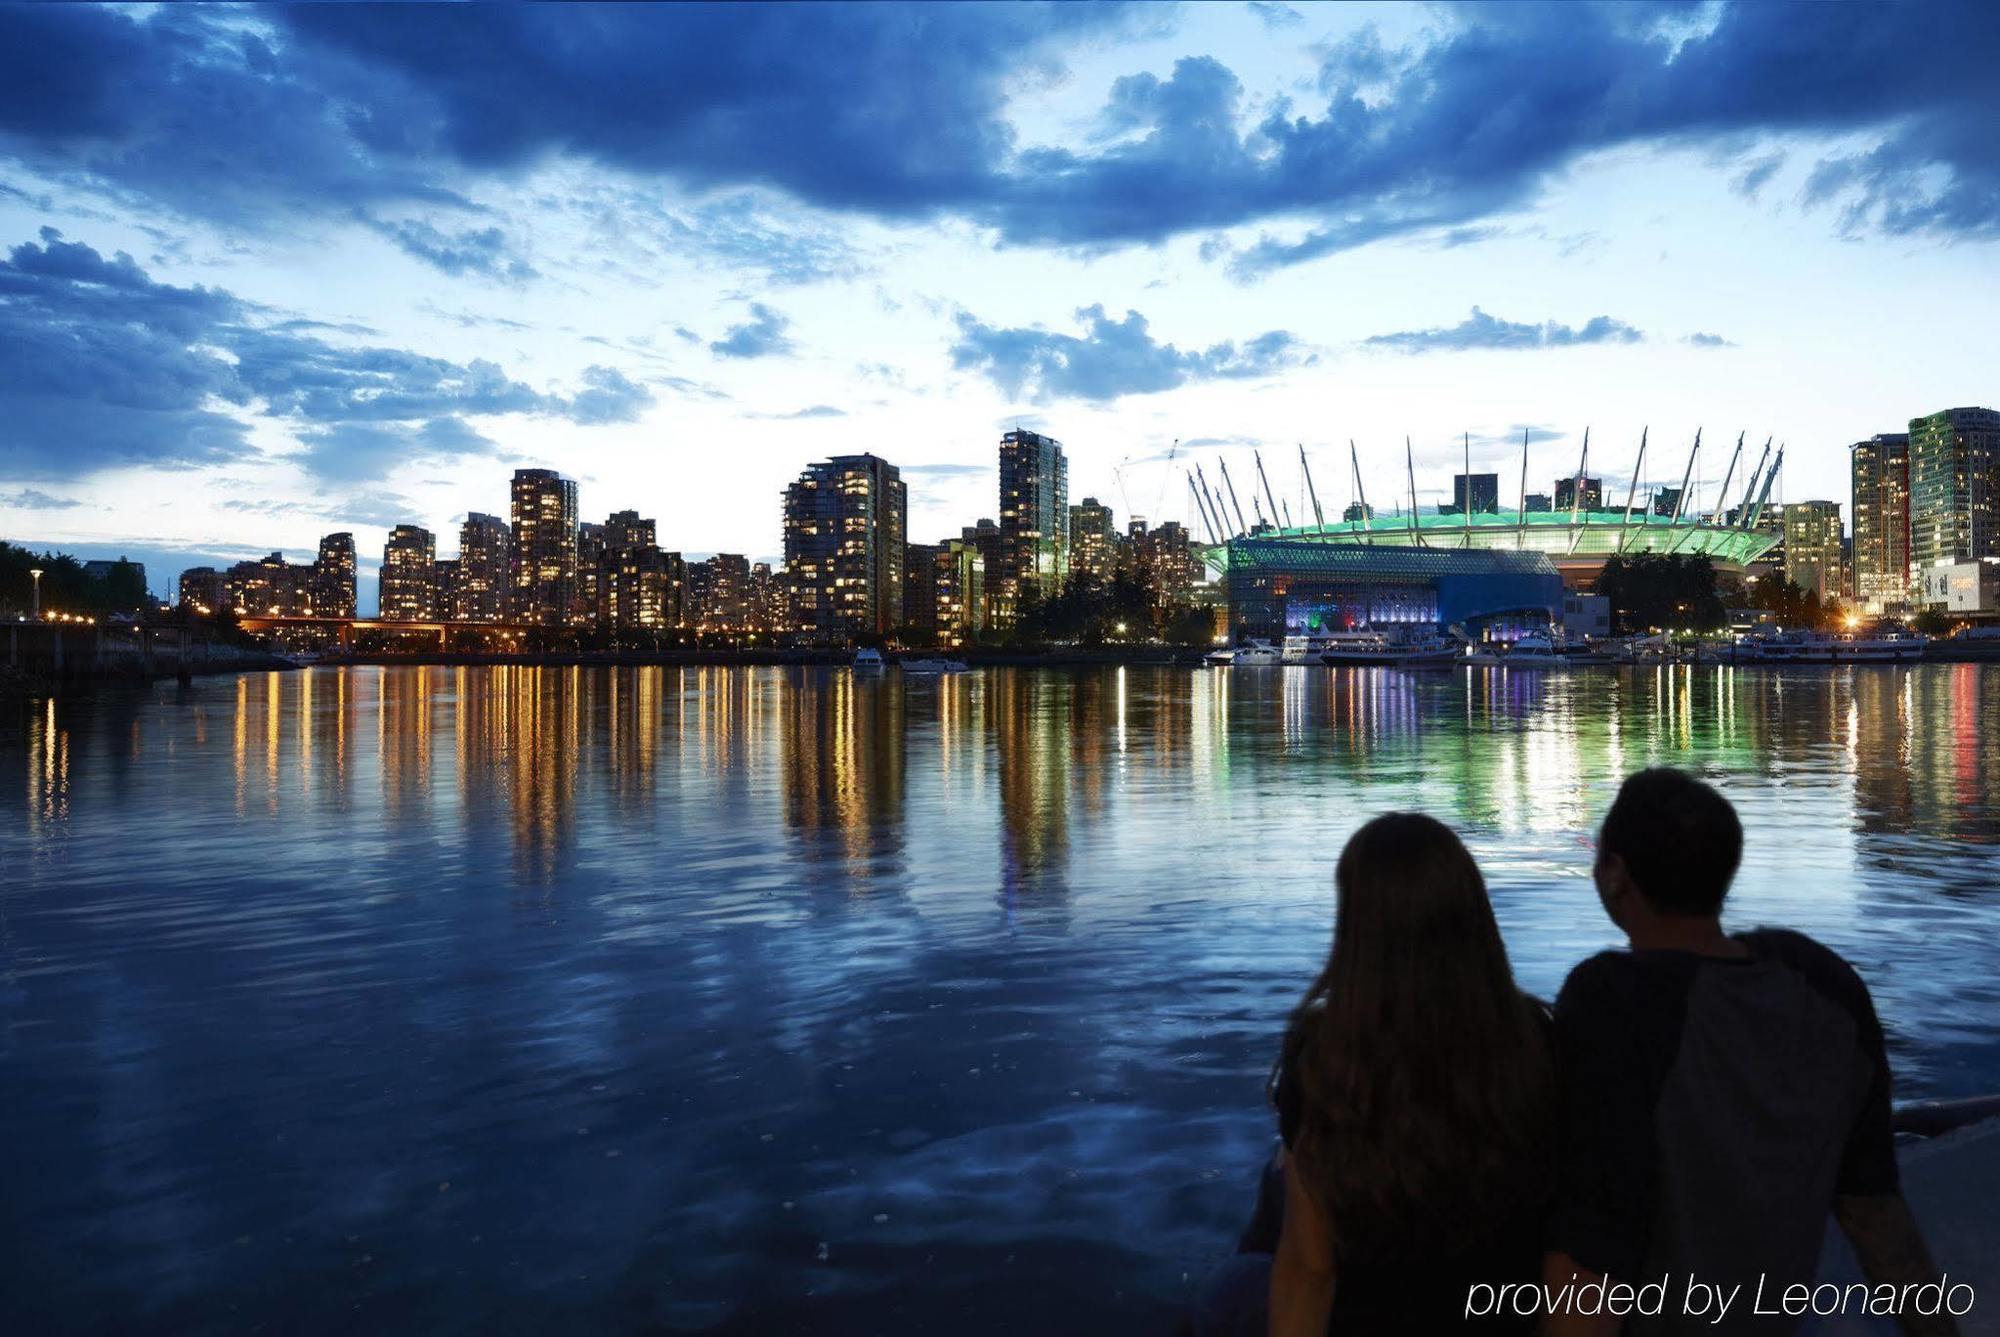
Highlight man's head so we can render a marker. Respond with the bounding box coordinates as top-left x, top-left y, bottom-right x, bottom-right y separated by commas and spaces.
1595, 767, 1743, 931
